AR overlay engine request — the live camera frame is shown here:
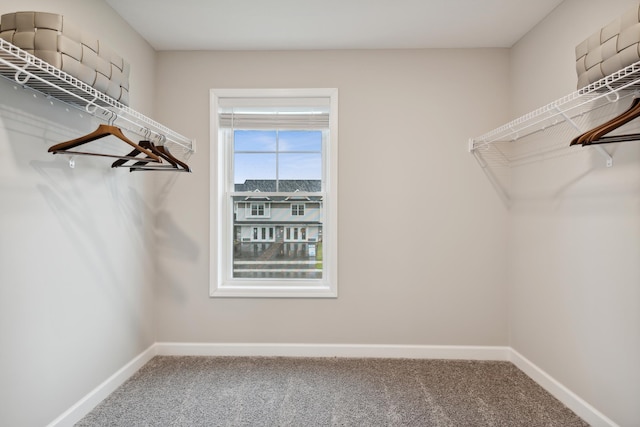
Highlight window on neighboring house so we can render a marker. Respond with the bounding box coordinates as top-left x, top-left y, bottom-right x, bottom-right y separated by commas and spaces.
211, 88, 338, 298
248, 202, 269, 217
